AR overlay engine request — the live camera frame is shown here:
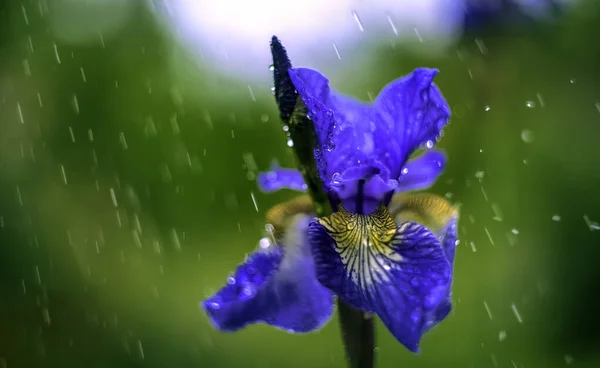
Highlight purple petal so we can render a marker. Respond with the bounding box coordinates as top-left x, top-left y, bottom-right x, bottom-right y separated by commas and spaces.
429, 217, 458, 330
202, 216, 333, 333
397, 150, 447, 193
374, 68, 451, 161
288, 68, 398, 205
389, 193, 459, 331
288, 67, 450, 207
308, 206, 452, 352
257, 167, 307, 193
